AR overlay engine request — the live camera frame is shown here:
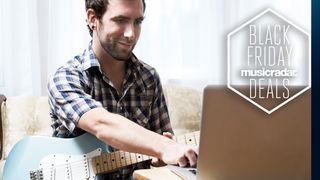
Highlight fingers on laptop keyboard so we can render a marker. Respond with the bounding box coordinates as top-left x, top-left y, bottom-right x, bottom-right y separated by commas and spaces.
187, 148, 198, 167
179, 148, 197, 167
